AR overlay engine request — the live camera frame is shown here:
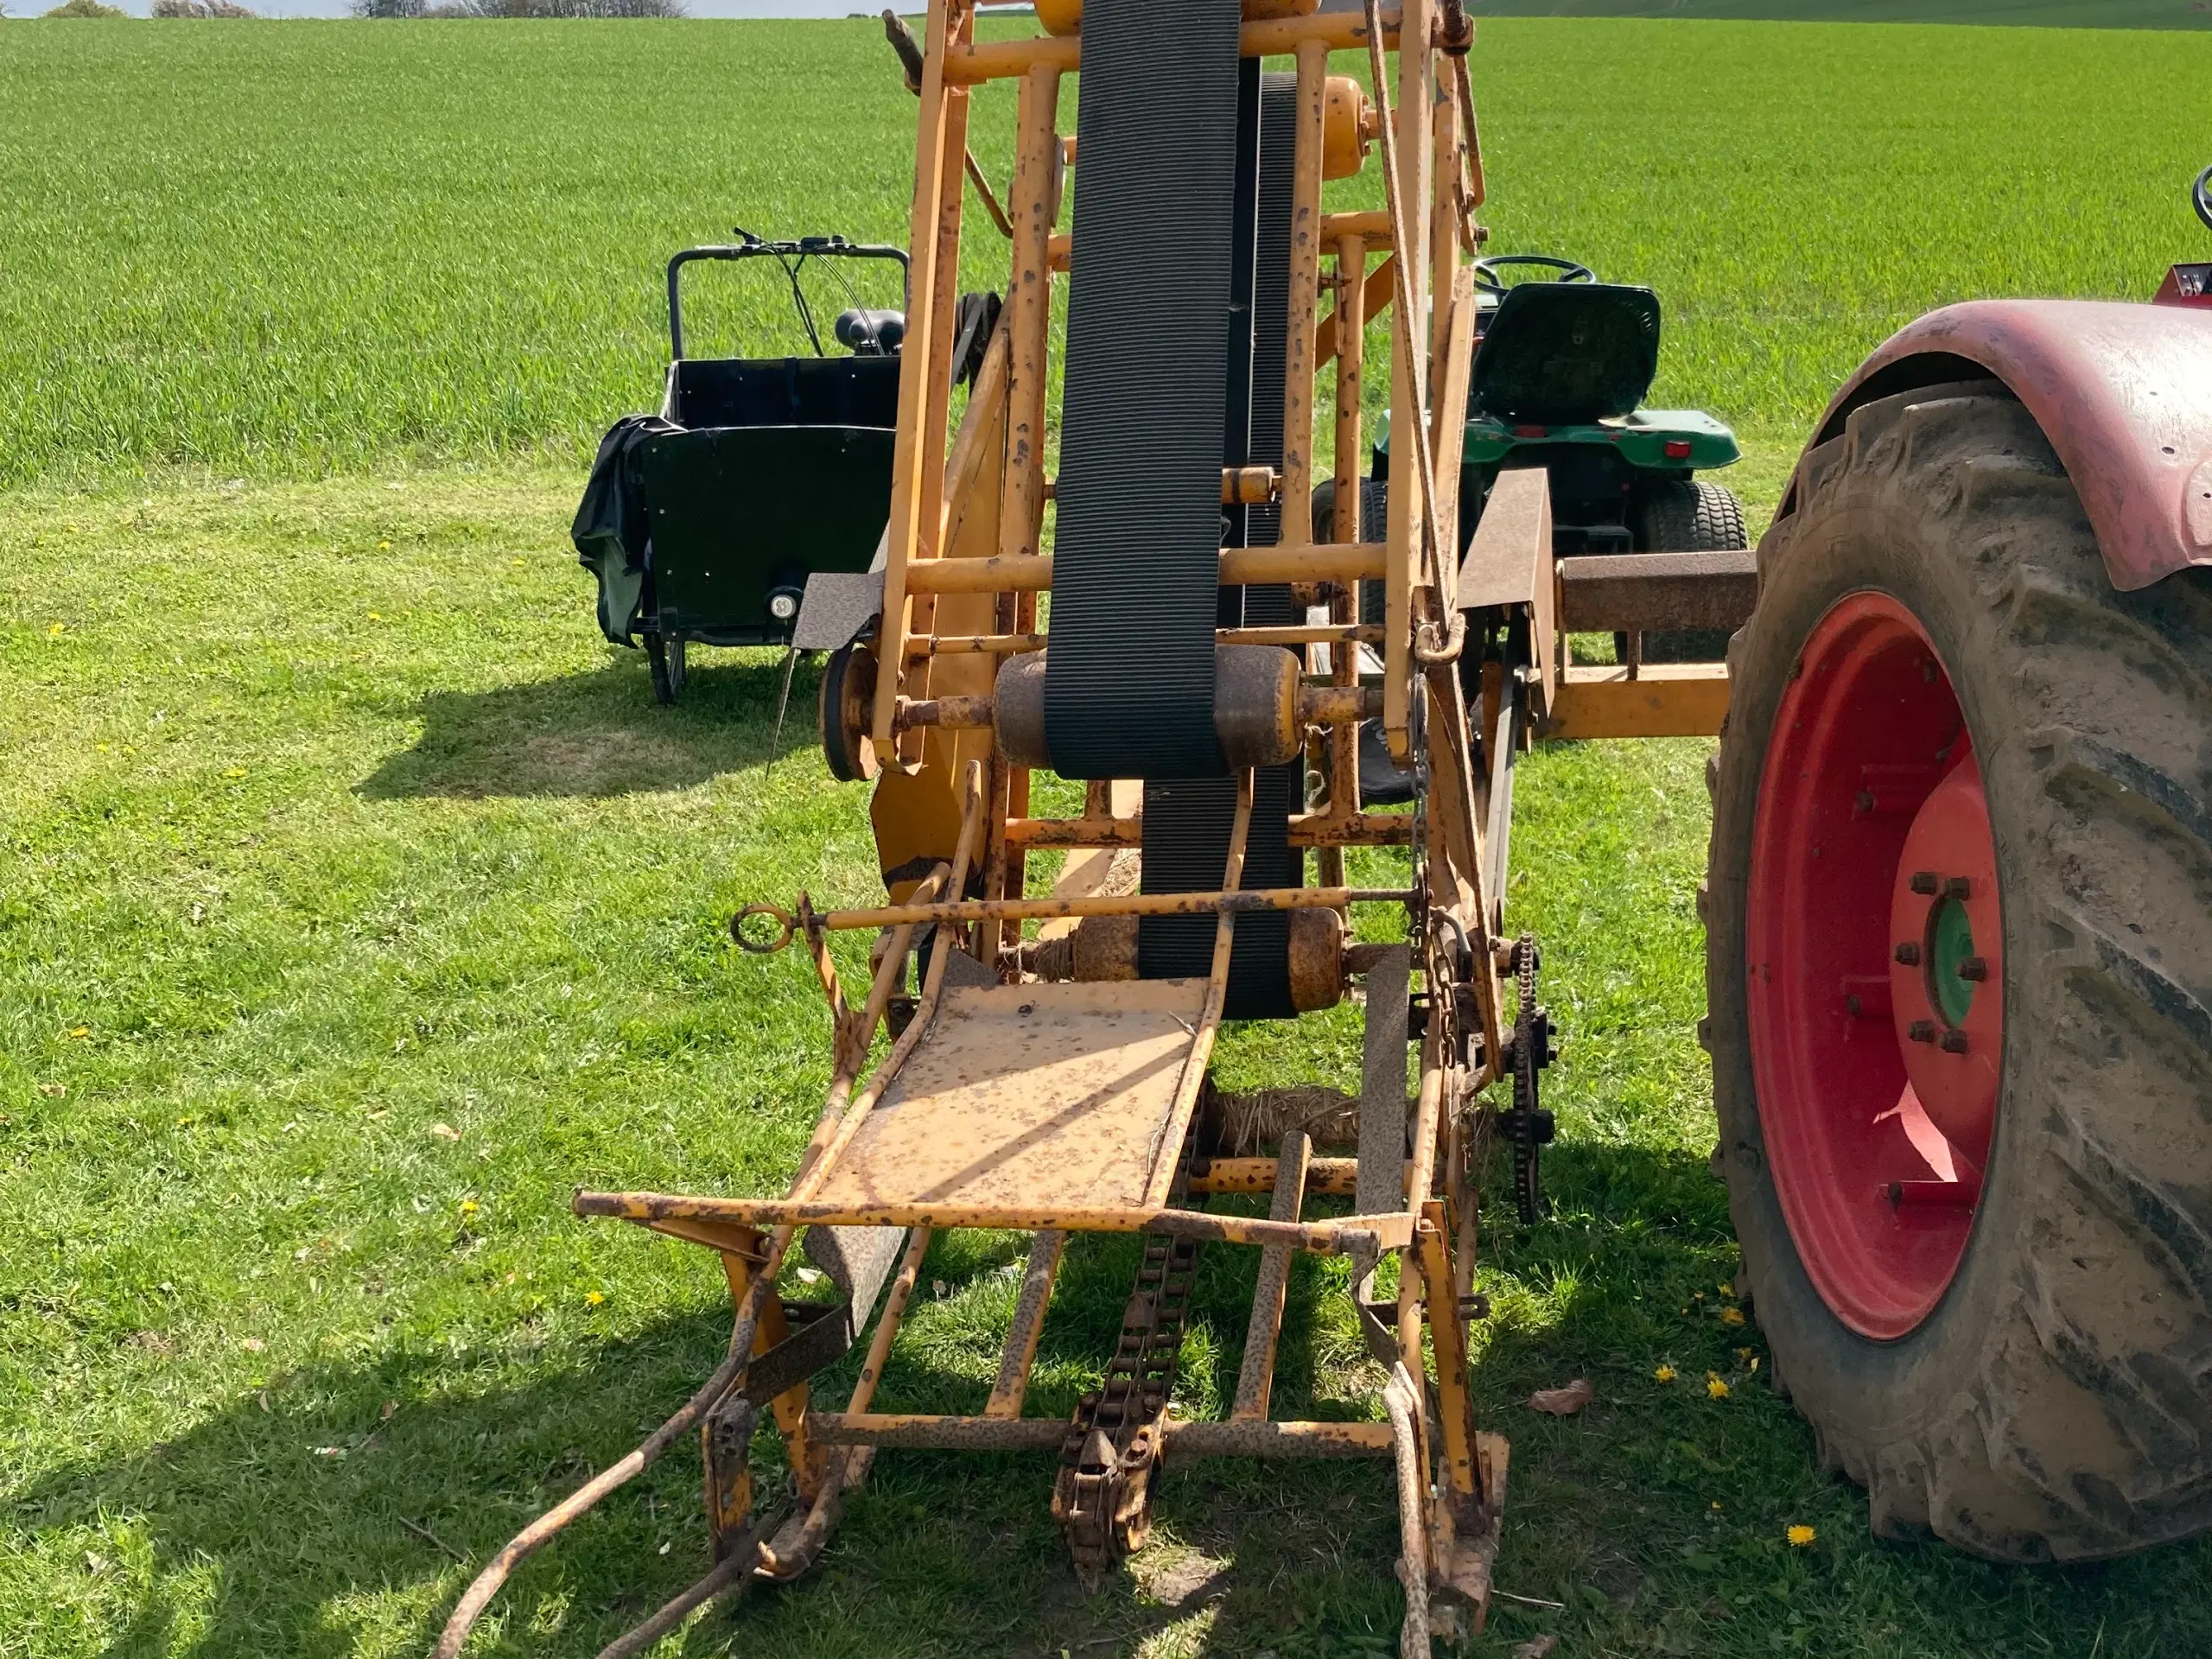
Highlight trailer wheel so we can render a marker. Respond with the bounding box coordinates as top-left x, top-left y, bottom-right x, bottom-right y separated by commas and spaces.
645, 632, 686, 705
1706, 382, 2212, 1560
1627, 479, 1746, 662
